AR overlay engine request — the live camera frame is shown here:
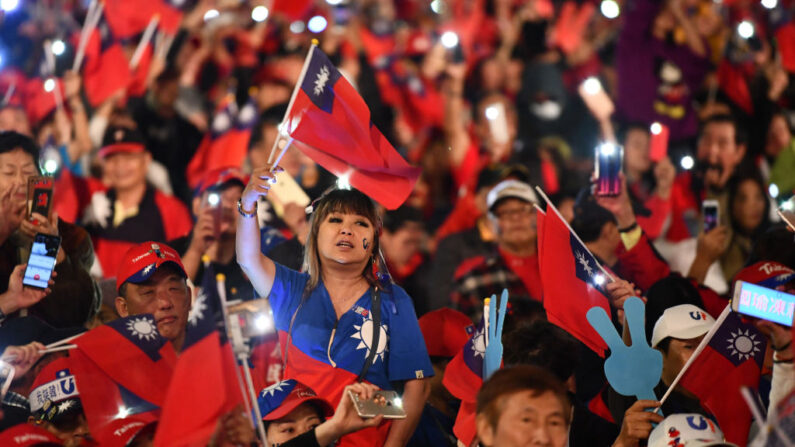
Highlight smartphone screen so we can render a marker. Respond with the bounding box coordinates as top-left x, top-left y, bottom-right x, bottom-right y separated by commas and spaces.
23, 233, 61, 289
485, 102, 510, 145
227, 299, 274, 339
703, 200, 719, 233
649, 122, 669, 163
732, 281, 795, 327
594, 143, 623, 196
27, 176, 54, 219
348, 389, 407, 419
